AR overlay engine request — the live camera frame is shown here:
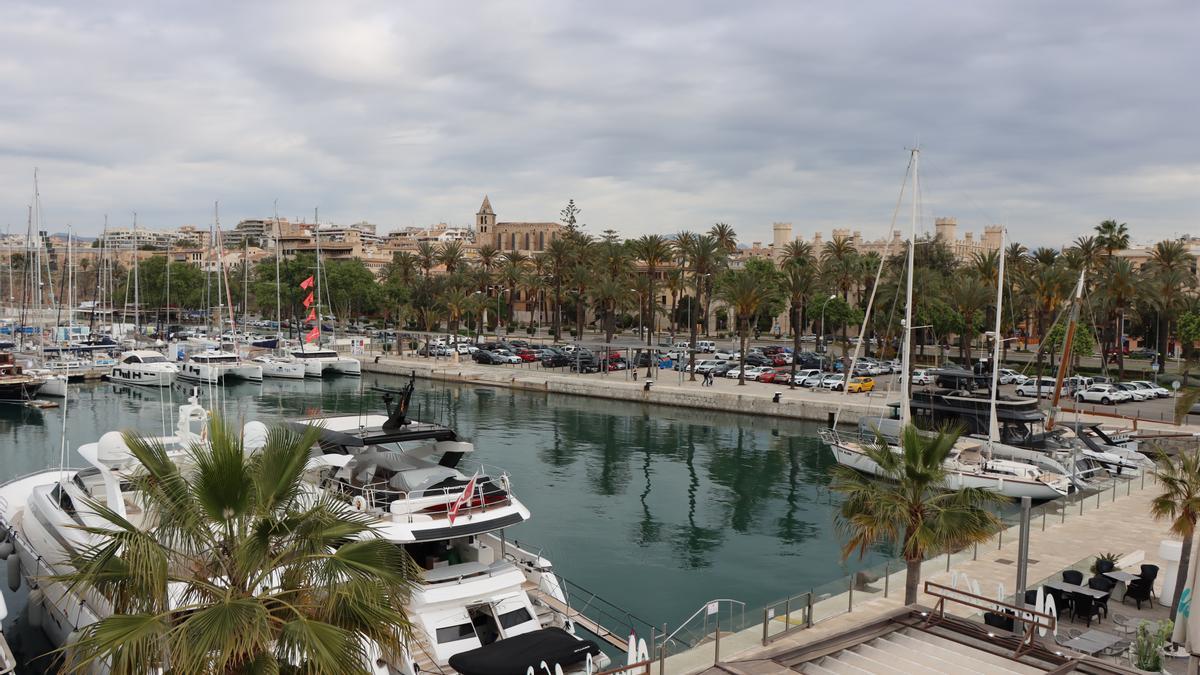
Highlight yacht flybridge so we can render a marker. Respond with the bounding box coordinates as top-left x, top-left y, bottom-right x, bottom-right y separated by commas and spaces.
295, 384, 606, 673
